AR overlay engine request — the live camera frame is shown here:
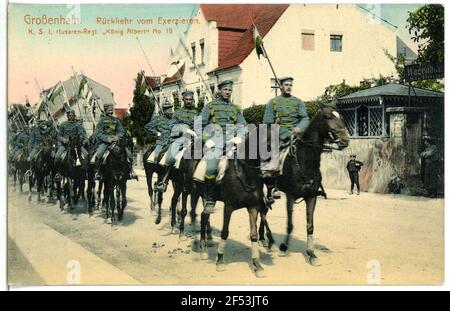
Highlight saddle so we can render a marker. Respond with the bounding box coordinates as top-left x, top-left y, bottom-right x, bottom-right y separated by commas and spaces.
193, 156, 229, 183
